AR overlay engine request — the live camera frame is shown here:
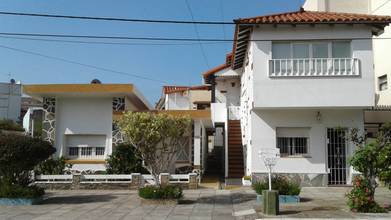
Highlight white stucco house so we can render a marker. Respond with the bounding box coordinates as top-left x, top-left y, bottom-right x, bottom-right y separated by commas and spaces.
202, 8, 391, 186
23, 83, 151, 171
304, 0, 391, 137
